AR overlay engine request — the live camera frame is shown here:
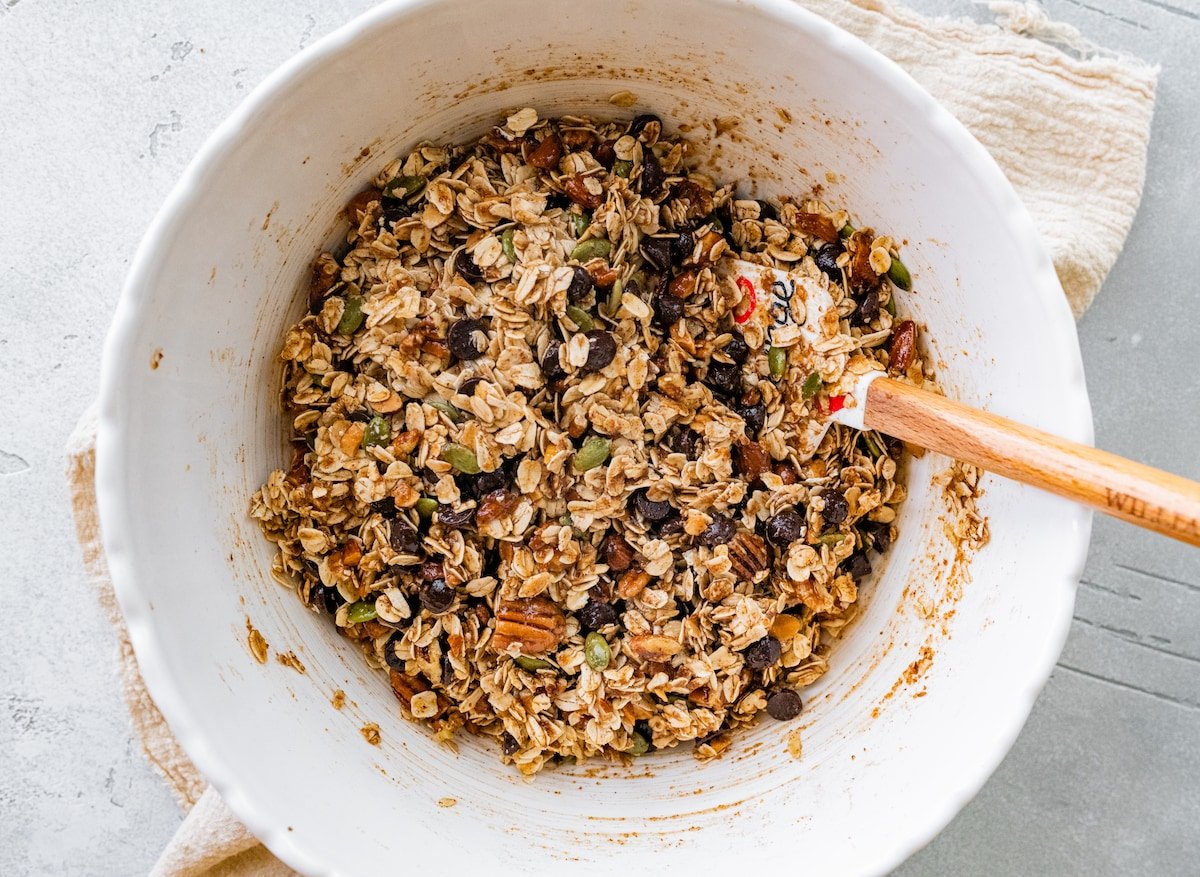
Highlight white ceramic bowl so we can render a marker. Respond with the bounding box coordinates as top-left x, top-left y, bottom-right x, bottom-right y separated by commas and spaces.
97, 1, 1093, 873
